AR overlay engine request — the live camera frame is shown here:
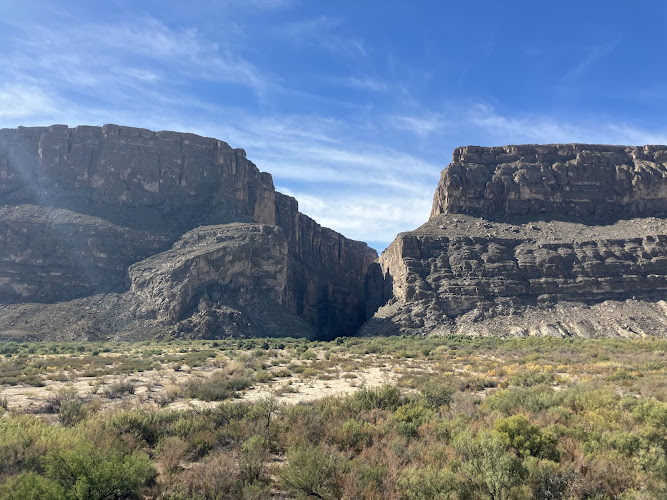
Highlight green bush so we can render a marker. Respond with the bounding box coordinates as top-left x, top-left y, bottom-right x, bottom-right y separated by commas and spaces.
392, 403, 434, 438
486, 385, 563, 414
184, 372, 253, 401
493, 414, 558, 460
419, 380, 455, 409
349, 384, 403, 412
42, 444, 155, 500
396, 465, 457, 499
454, 430, 525, 499
279, 445, 339, 499
0, 472, 66, 500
